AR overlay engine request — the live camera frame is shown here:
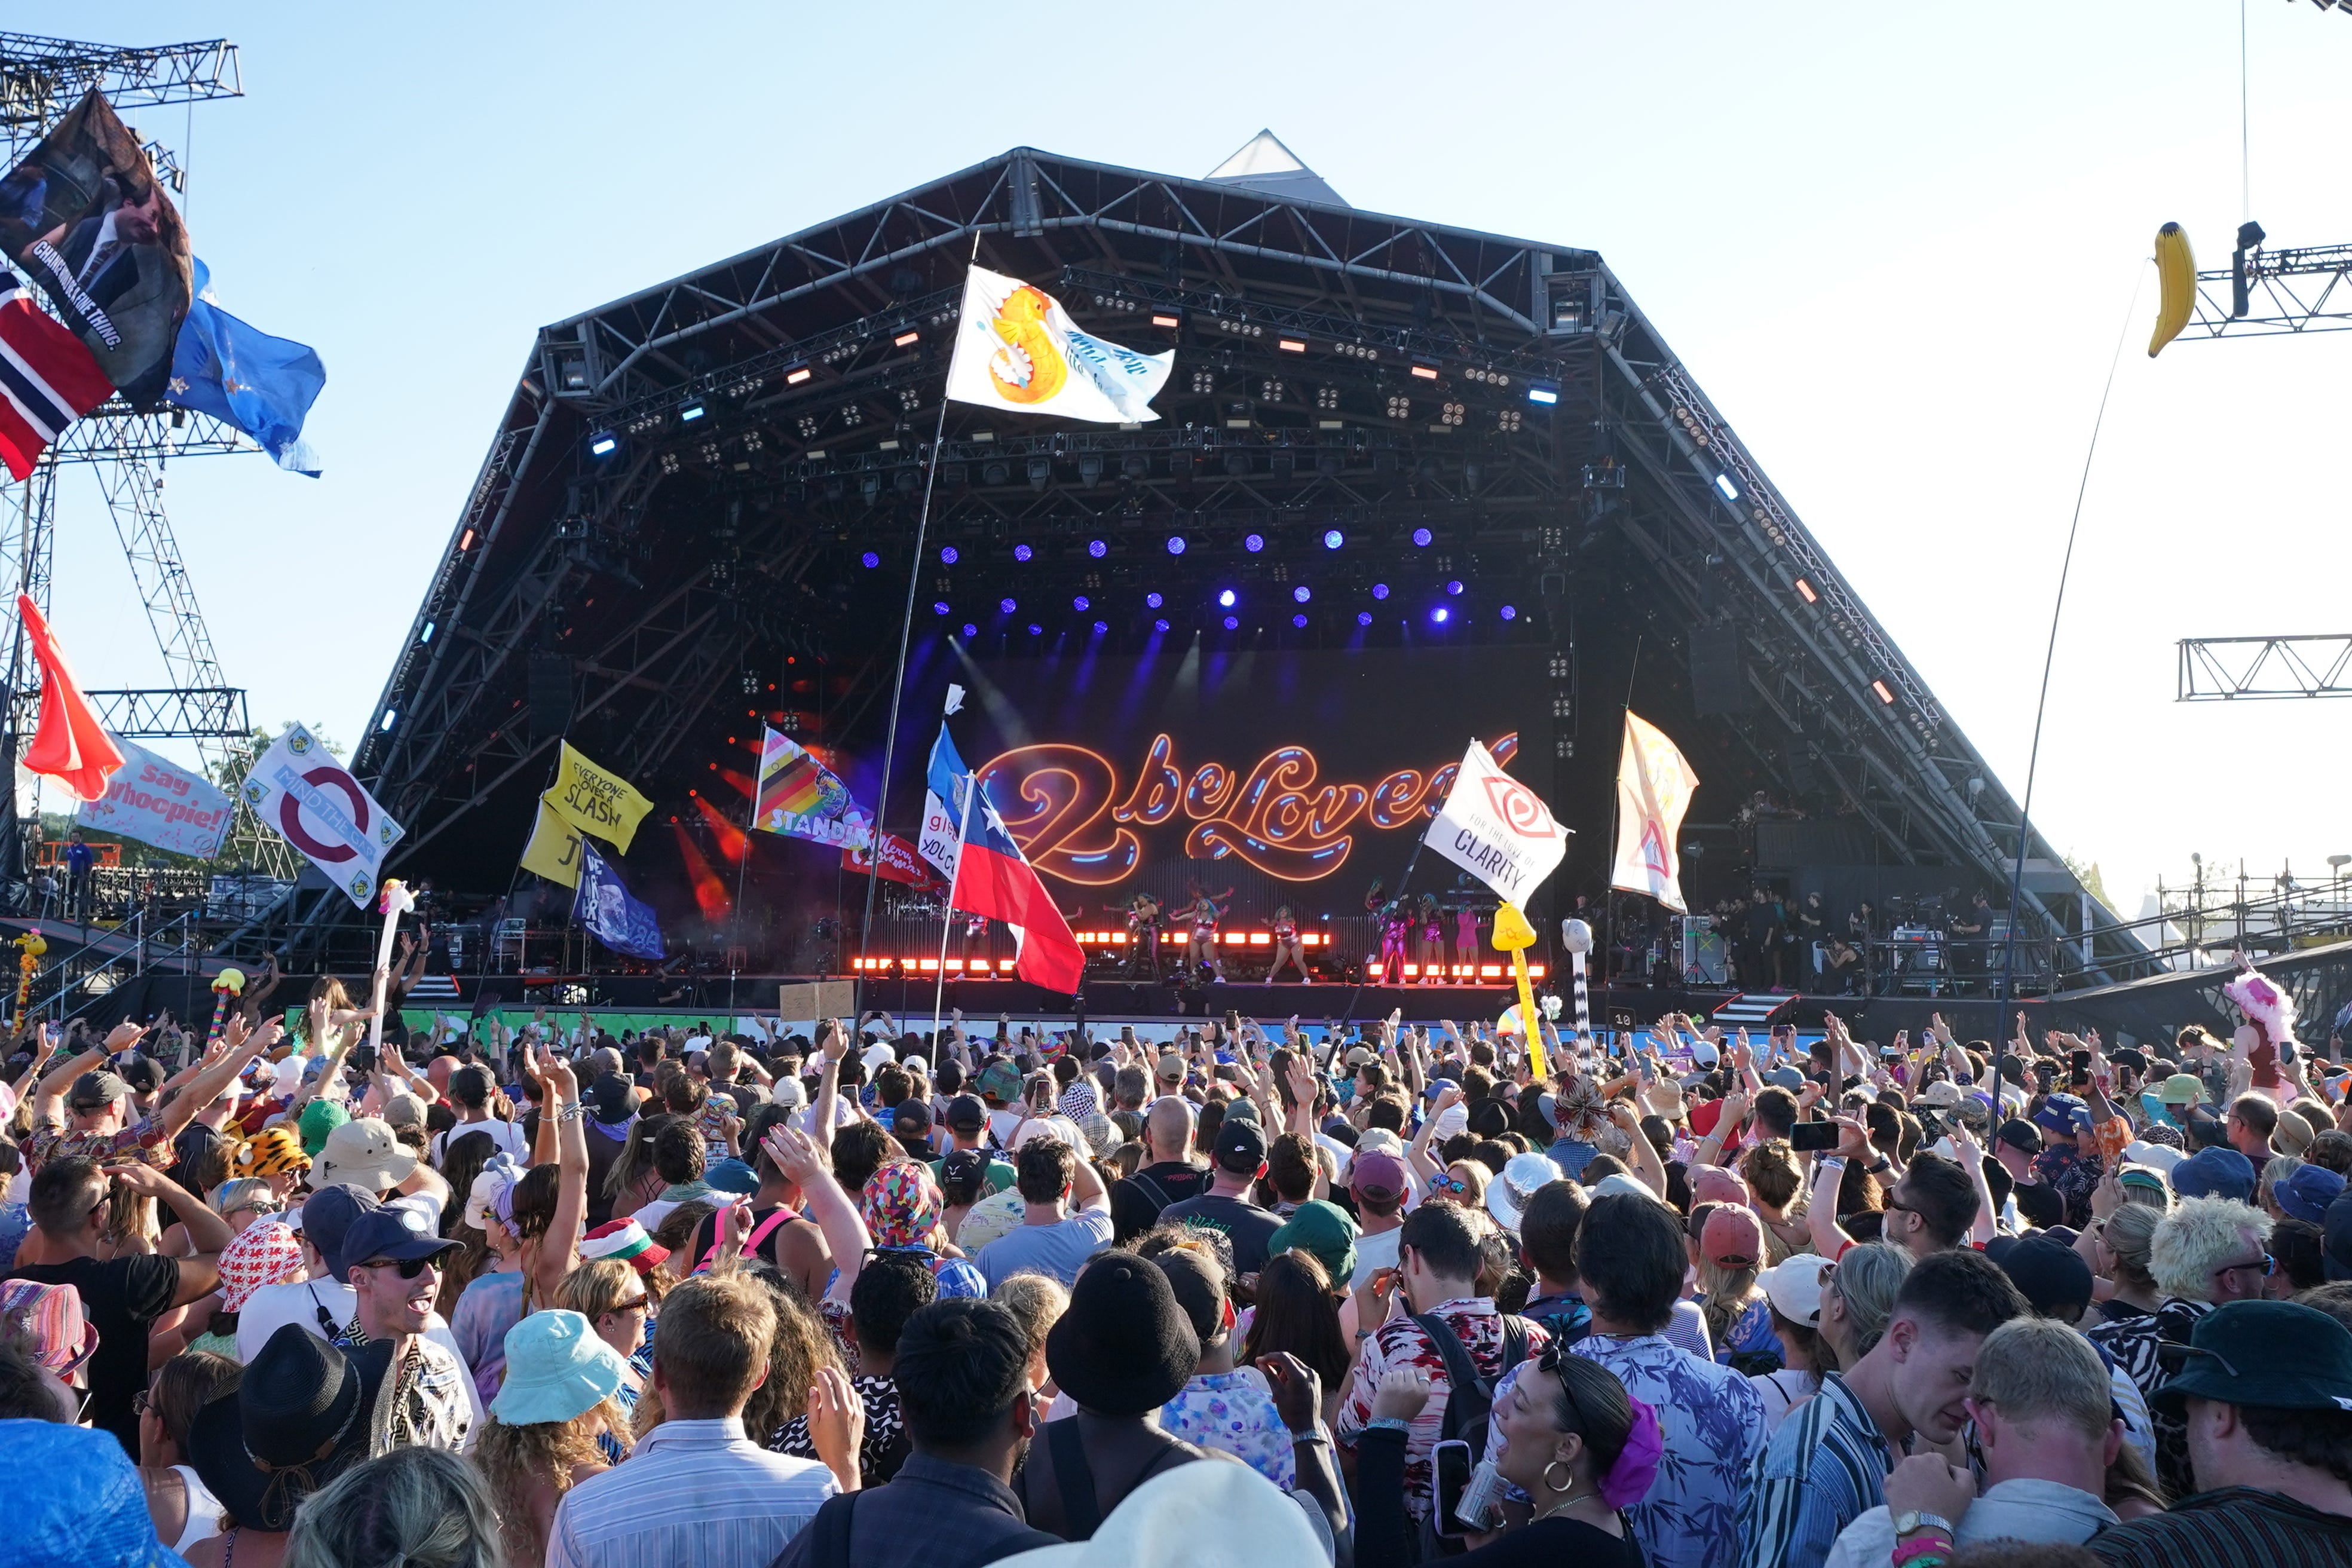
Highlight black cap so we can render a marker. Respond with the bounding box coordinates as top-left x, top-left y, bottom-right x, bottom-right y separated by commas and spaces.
943, 1094, 989, 1134
892, 1100, 933, 1138
1996, 1119, 2044, 1156
66, 1071, 127, 1111
586, 1073, 635, 1123
1213, 1113, 1268, 1175
1985, 1235, 2093, 1318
